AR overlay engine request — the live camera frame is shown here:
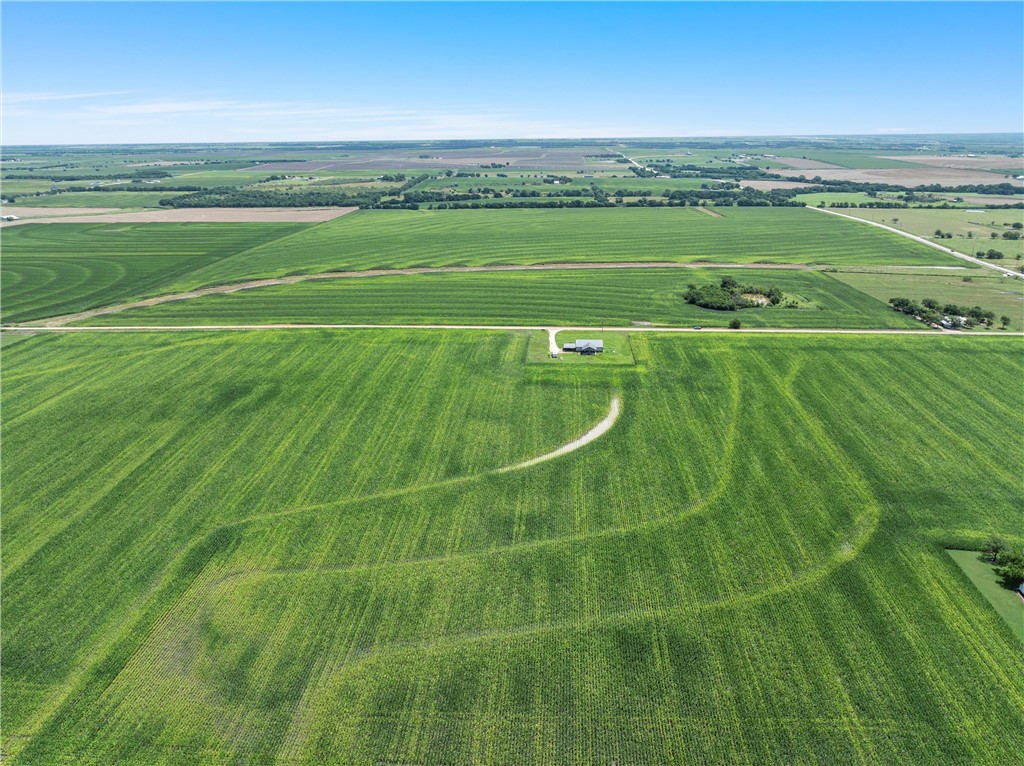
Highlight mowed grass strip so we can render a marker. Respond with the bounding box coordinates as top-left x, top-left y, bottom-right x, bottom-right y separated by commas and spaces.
164, 207, 958, 290
81, 267, 922, 330
5, 332, 1023, 764
0, 222, 306, 322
